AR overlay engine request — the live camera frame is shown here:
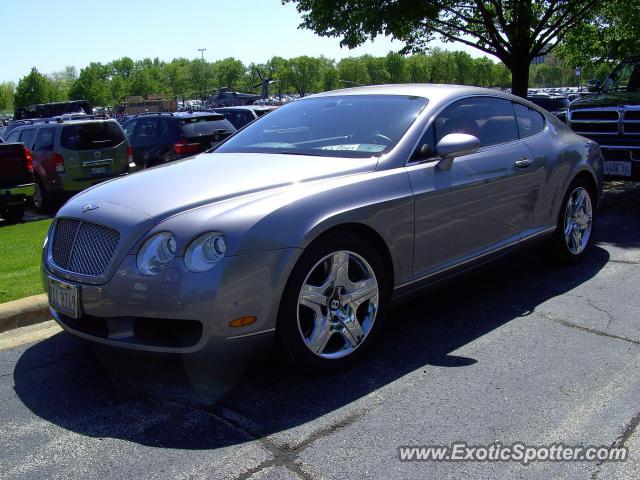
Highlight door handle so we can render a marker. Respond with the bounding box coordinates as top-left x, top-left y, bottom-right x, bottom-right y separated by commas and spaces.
514, 157, 532, 169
